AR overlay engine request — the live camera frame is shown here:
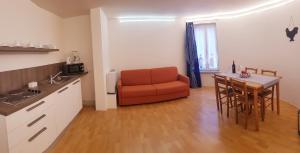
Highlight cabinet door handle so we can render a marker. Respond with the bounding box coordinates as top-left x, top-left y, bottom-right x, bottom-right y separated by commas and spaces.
28, 127, 47, 142
58, 87, 69, 94
72, 80, 80, 85
26, 101, 45, 112
27, 114, 46, 127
